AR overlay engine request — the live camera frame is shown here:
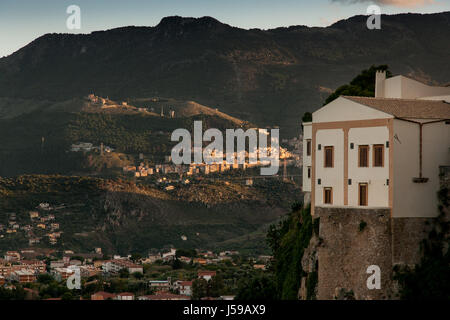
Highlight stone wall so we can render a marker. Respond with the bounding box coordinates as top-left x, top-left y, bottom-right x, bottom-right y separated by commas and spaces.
315, 207, 394, 300
391, 218, 433, 266
313, 206, 437, 300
